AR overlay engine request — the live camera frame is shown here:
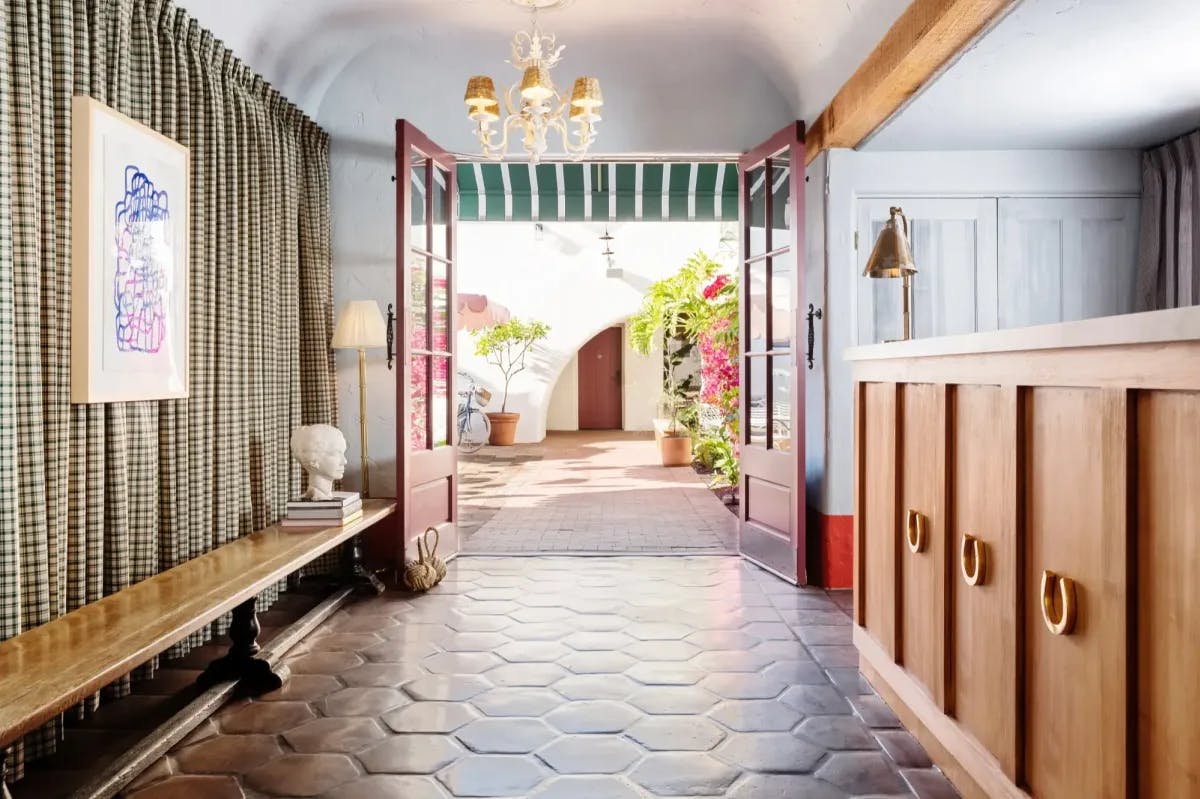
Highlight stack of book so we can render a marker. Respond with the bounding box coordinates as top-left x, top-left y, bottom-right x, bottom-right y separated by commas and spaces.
282, 491, 363, 528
